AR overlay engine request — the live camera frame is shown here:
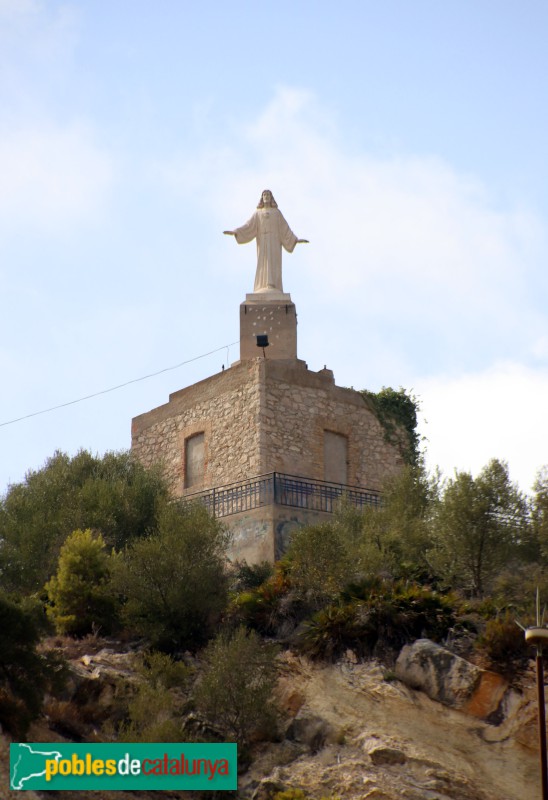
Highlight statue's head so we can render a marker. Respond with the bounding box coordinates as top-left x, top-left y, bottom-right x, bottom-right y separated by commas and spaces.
257, 189, 278, 208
